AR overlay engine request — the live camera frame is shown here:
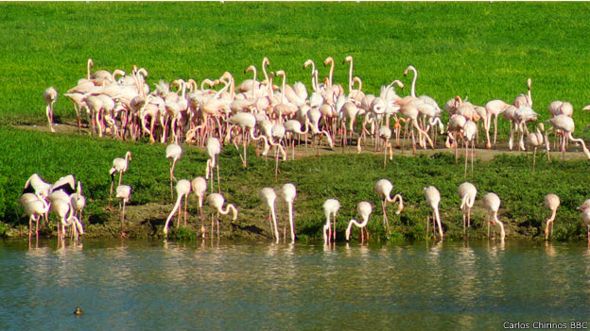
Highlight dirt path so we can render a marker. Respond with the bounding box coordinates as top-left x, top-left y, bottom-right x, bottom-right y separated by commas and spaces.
15, 123, 590, 161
